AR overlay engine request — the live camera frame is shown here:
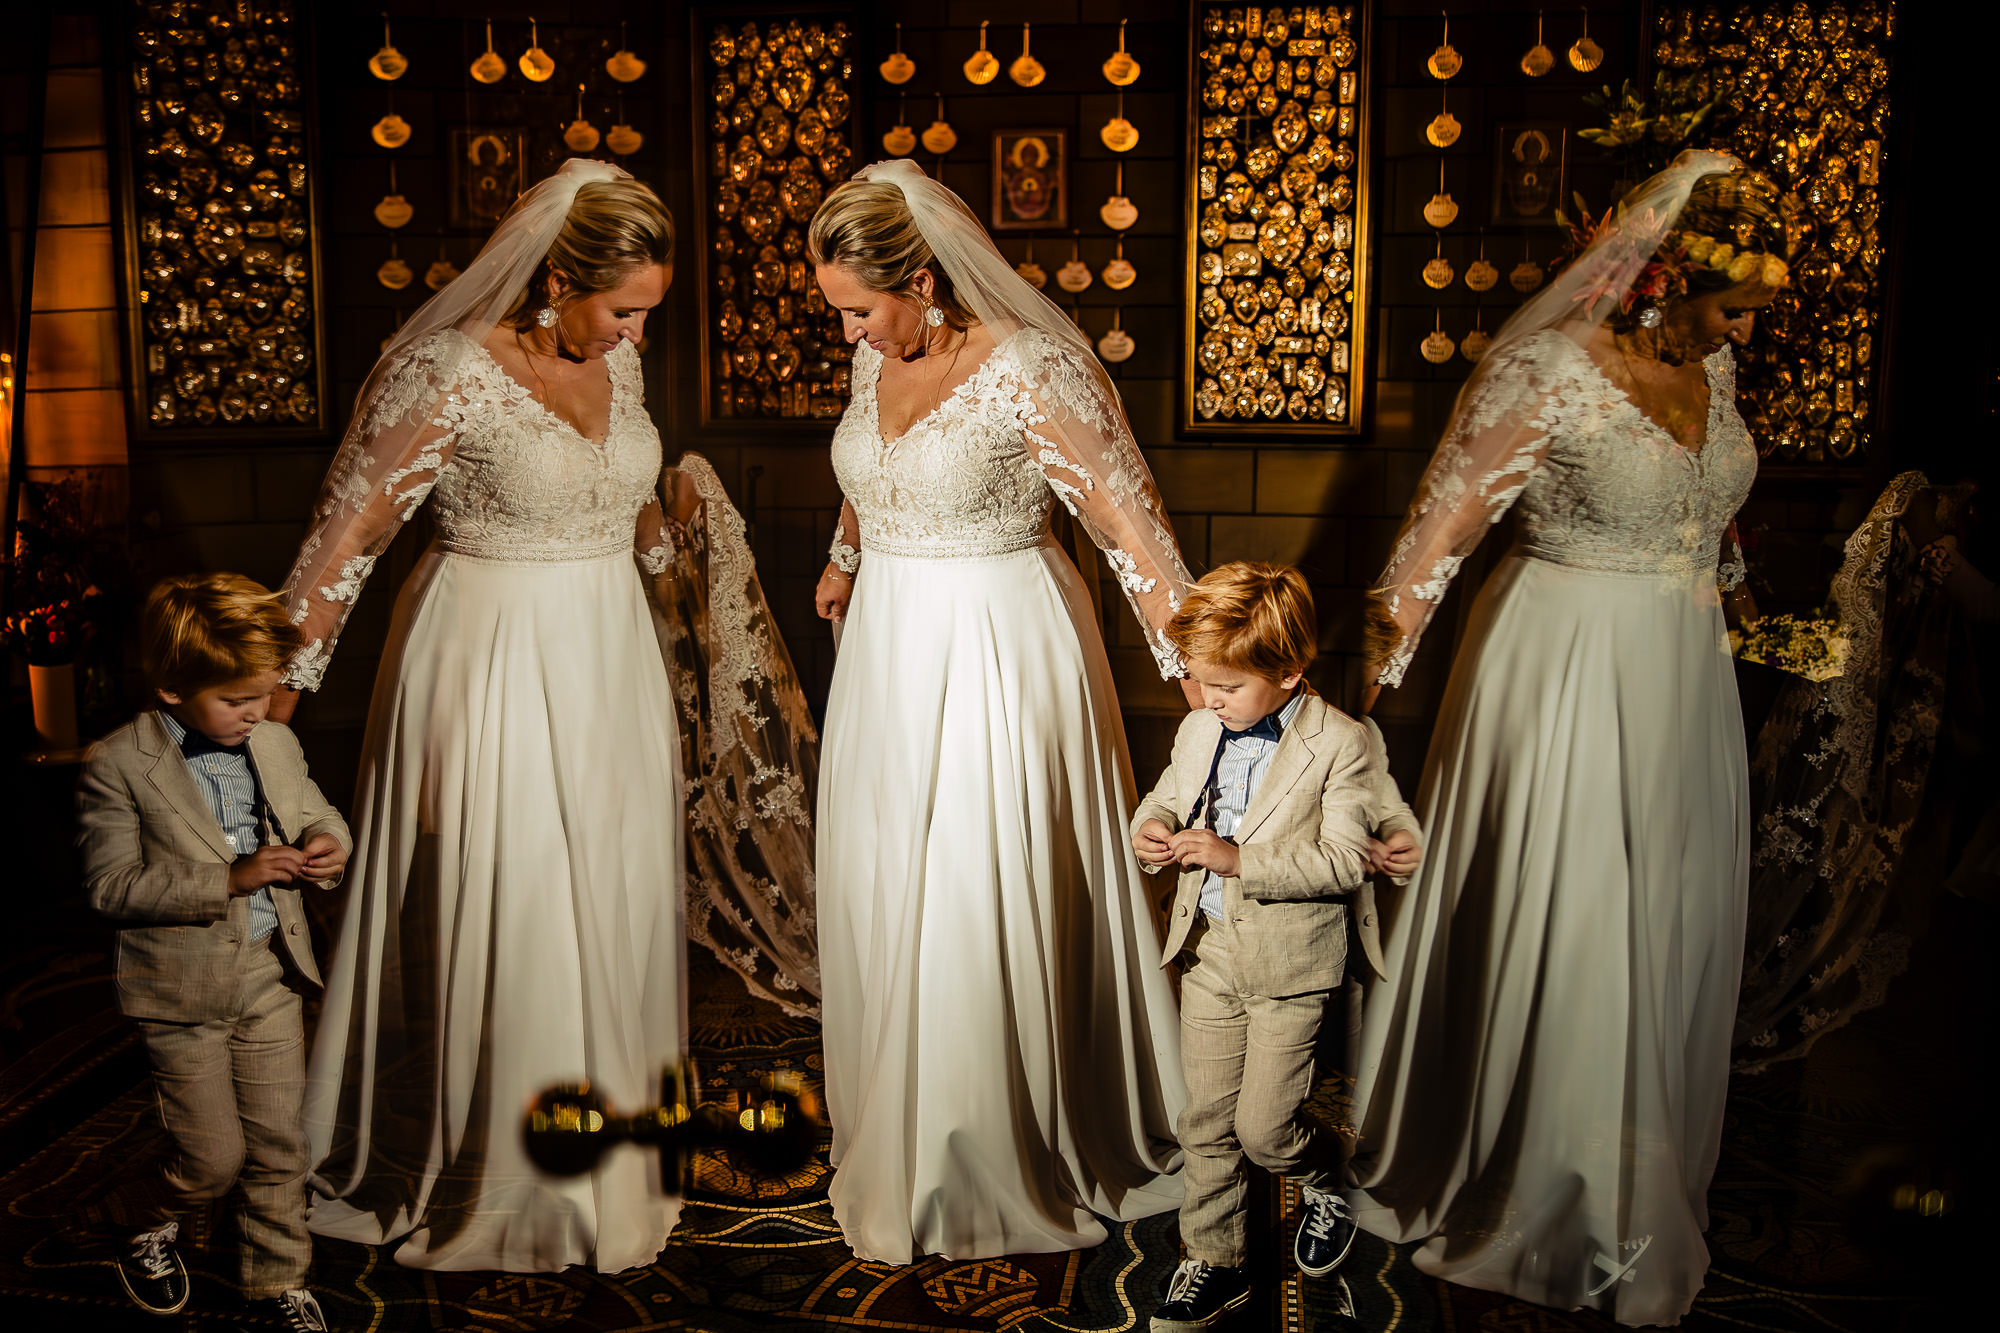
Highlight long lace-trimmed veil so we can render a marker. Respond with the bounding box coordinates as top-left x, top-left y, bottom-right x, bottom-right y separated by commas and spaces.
652, 457, 822, 1015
